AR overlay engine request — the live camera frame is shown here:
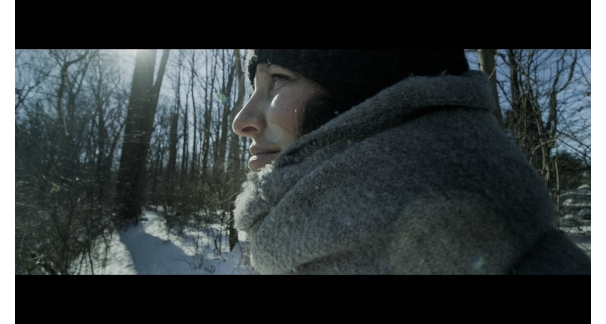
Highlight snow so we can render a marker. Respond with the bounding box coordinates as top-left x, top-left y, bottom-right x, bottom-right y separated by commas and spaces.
69, 207, 255, 275
557, 186, 592, 258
